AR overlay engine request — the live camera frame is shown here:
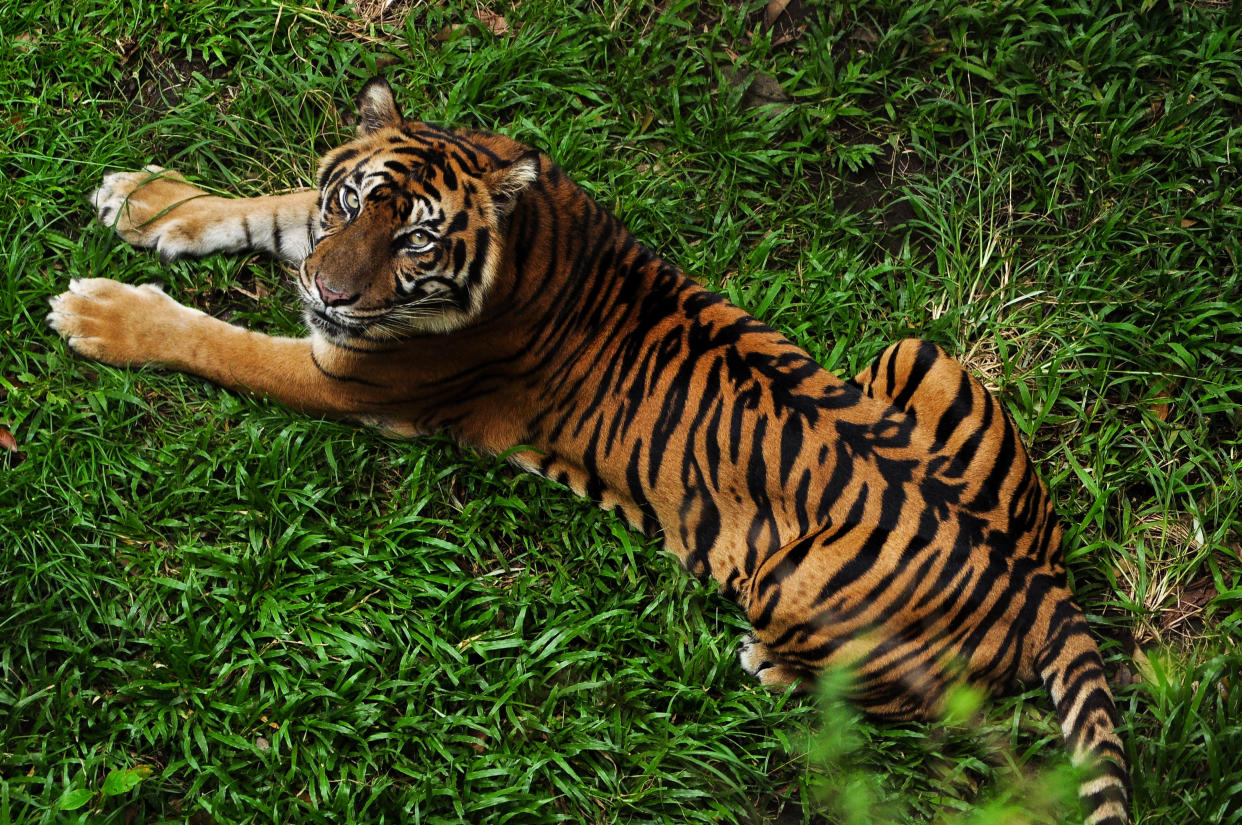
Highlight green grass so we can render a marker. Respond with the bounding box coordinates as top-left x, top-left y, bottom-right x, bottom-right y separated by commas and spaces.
2, 0, 1241, 823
